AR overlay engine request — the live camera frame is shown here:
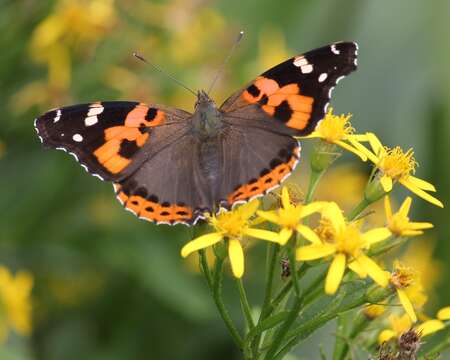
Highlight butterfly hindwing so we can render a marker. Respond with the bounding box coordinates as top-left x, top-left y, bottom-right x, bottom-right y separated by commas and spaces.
216, 122, 300, 208
221, 41, 358, 136
35, 101, 190, 181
